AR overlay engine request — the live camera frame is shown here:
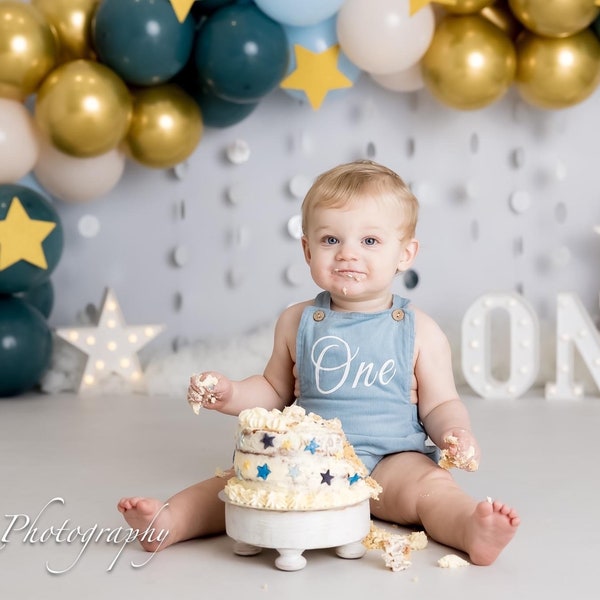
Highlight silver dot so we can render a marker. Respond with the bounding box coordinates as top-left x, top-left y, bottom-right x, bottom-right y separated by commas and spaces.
226, 183, 249, 205
285, 263, 306, 286
509, 190, 531, 214
511, 147, 526, 169
171, 246, 188, 267
470, 133, 479, 154
288, 175, 312, 199
226, 139, 250, 164
287, 214, 303, 240
172, 161, 188, 180
78, 215, 100, 238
